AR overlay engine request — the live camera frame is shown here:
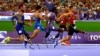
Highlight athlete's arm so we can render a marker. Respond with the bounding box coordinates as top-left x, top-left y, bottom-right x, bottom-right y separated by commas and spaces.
46, 15, 51, 29
38, 12, 48, 20
23, 15, 32, 26
56, 14, 64, 21
30, 15, 35, 24
56, 13, 69, 21
23, 20, 32, 26
11, 15, 16, 26
37, 13, 44, 20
